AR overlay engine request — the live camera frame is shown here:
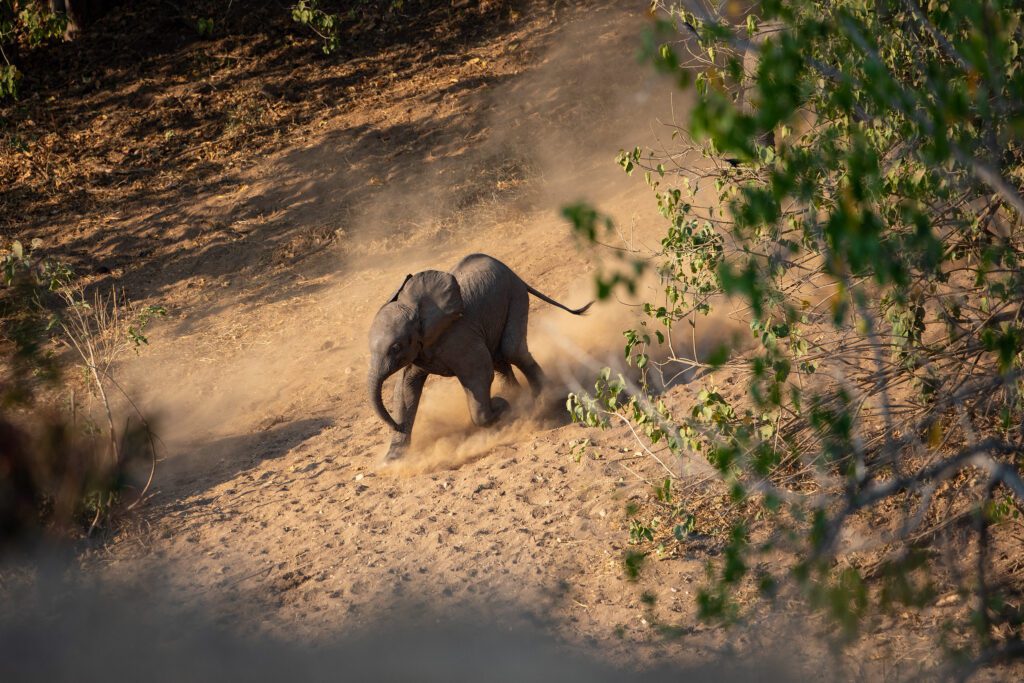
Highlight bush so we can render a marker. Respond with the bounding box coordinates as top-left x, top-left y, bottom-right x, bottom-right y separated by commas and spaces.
1, 240, 162, 543
567, 0, 1024, 672
291, 0, 408, 54
0, 1, 67, 99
